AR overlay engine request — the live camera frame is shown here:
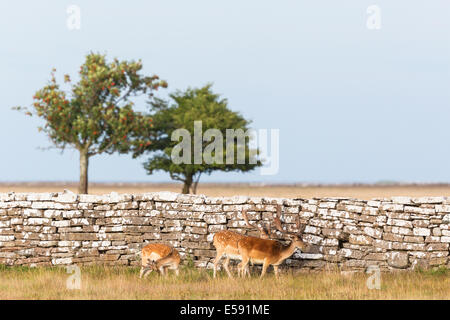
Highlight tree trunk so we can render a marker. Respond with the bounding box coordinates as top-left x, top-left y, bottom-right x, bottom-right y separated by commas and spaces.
78, 151, 89, 194
192, 172, 202, 195
182, 175, 193, 194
